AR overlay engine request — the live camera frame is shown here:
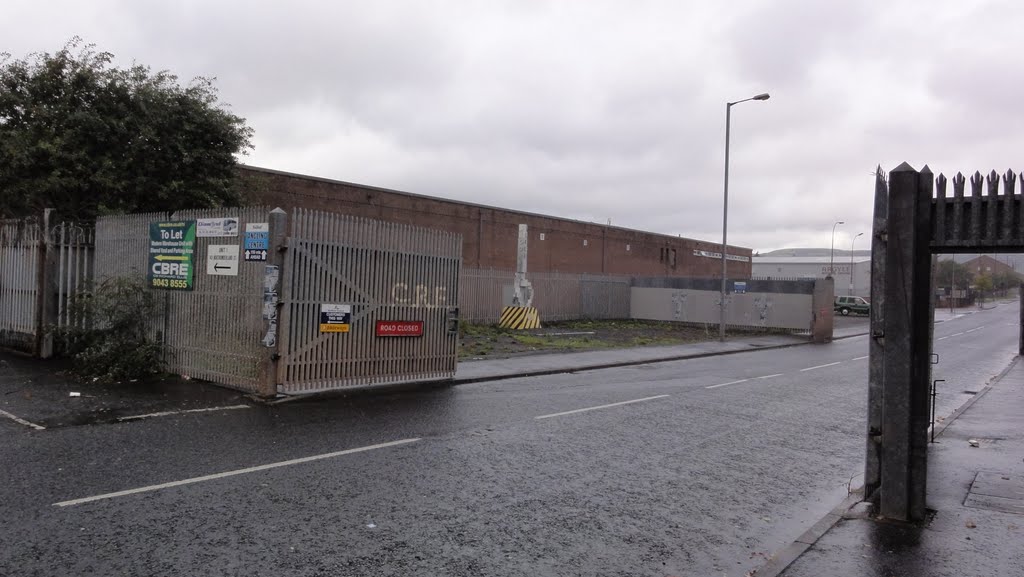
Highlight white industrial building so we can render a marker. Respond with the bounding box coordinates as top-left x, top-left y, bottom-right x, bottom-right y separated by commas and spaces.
752, 254, 872, 297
